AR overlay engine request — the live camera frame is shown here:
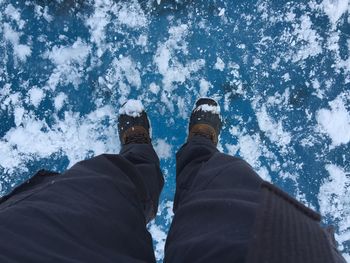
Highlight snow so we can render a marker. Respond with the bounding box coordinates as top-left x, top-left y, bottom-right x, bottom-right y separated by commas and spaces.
255, 106, 292, 151
14, 107, 25, 126
154, 139, 172, 159
119, 99, 144, 117
282, 73, 290, 82
318, 164, 350, 259
85, 0, 111, 56
214, 57, 225, 71
3, 23, 32, 62
45, 38, 91, 66
99, 56, 142, 103
1, 0, 349, 260
115, 2, 148, 28
322, 0, 350, 26
218, 8, 226, 17
227, 129, 271, 182
43, 38, 91, 90
4, 4, 25, 29
199, 79, 212, 97
54, 93, 68, 111
148, 200, 174, 261
292, 15, 322, 62
148, 223, 167, 261
154, 24, 206, 92
316, 94, 350, 147
0, 106, 118, 175
34, 5, 53, 22
28, 87, 45, 108
149, 83, 160, 95
195, 103, 221, 114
